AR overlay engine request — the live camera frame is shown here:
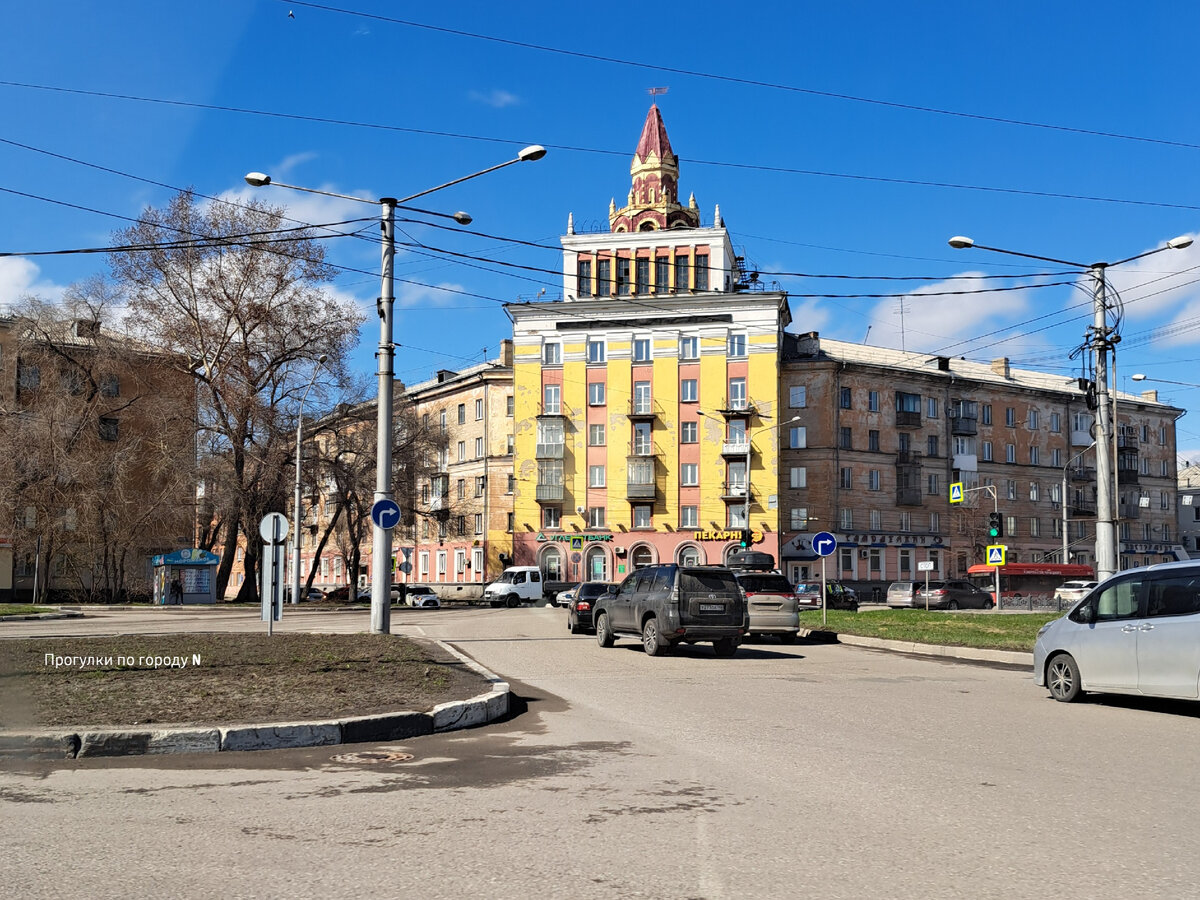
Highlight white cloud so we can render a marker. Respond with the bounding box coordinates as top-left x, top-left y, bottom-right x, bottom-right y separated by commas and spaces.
468, 89, 521, 109
0, 257, 67, 308
396, 280, 469, 308
1101, 231, 1200, 346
